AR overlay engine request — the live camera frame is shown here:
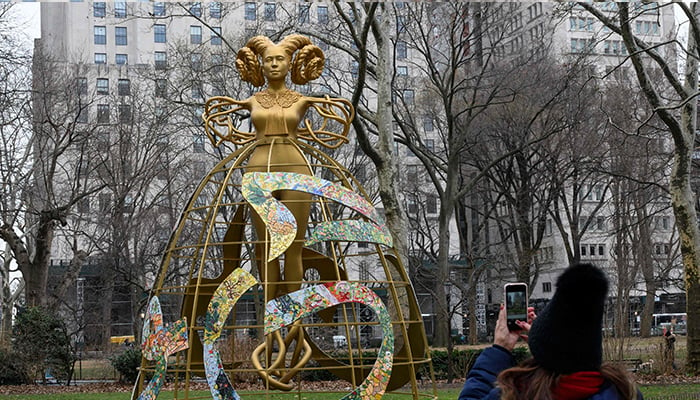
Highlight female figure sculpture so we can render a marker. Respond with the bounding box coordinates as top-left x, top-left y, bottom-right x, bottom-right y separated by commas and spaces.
206, 34, 352, 301
203, 34, 353, 389
137, 34, 433, 399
